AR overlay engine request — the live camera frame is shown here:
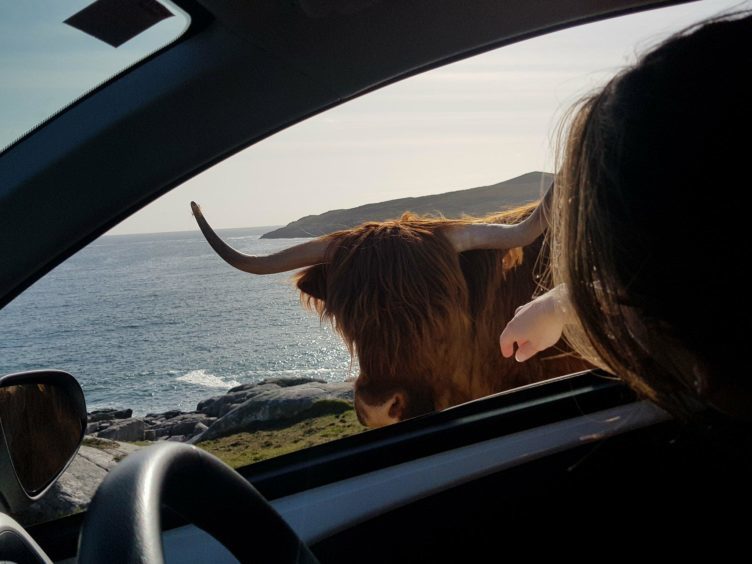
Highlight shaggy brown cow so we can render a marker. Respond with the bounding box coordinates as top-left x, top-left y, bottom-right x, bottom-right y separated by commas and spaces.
191, 193, 589, 427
